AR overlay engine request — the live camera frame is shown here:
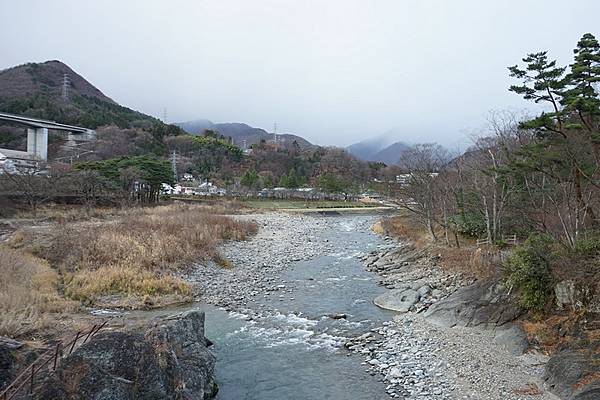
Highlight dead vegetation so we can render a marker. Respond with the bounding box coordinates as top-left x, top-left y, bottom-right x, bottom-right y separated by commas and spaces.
381, 213, 498, 279
6, 203, 258, 314
0, 246, 76, 338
